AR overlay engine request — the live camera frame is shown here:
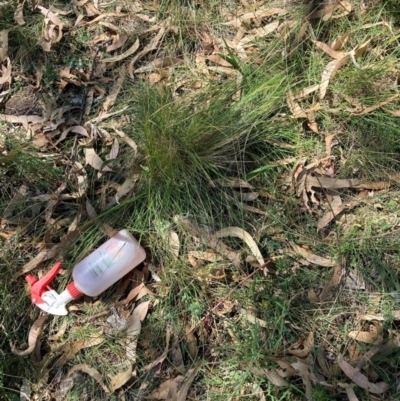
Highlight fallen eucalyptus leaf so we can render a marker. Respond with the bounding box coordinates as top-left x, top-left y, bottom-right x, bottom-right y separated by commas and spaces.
10, 315, 47, 355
